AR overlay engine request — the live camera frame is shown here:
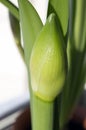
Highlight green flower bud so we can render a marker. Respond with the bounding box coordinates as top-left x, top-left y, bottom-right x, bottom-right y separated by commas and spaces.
30, 14, 67, 102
